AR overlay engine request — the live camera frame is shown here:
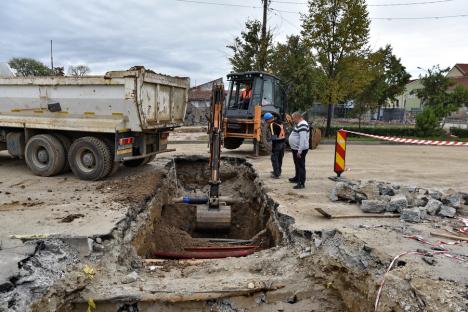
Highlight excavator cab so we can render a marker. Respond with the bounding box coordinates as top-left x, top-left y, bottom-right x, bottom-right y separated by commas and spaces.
223, 72, 288, 155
